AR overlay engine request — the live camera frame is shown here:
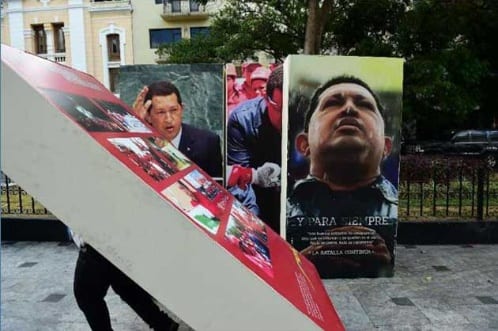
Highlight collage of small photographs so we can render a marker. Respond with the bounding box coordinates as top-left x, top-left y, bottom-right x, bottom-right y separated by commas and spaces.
38, 86, 275, 281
